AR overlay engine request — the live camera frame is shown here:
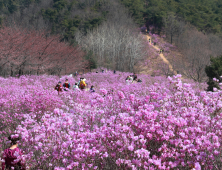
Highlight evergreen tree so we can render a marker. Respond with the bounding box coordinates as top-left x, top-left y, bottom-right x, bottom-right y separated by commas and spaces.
120, 0, 145, 26
205, 55, 222, 91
